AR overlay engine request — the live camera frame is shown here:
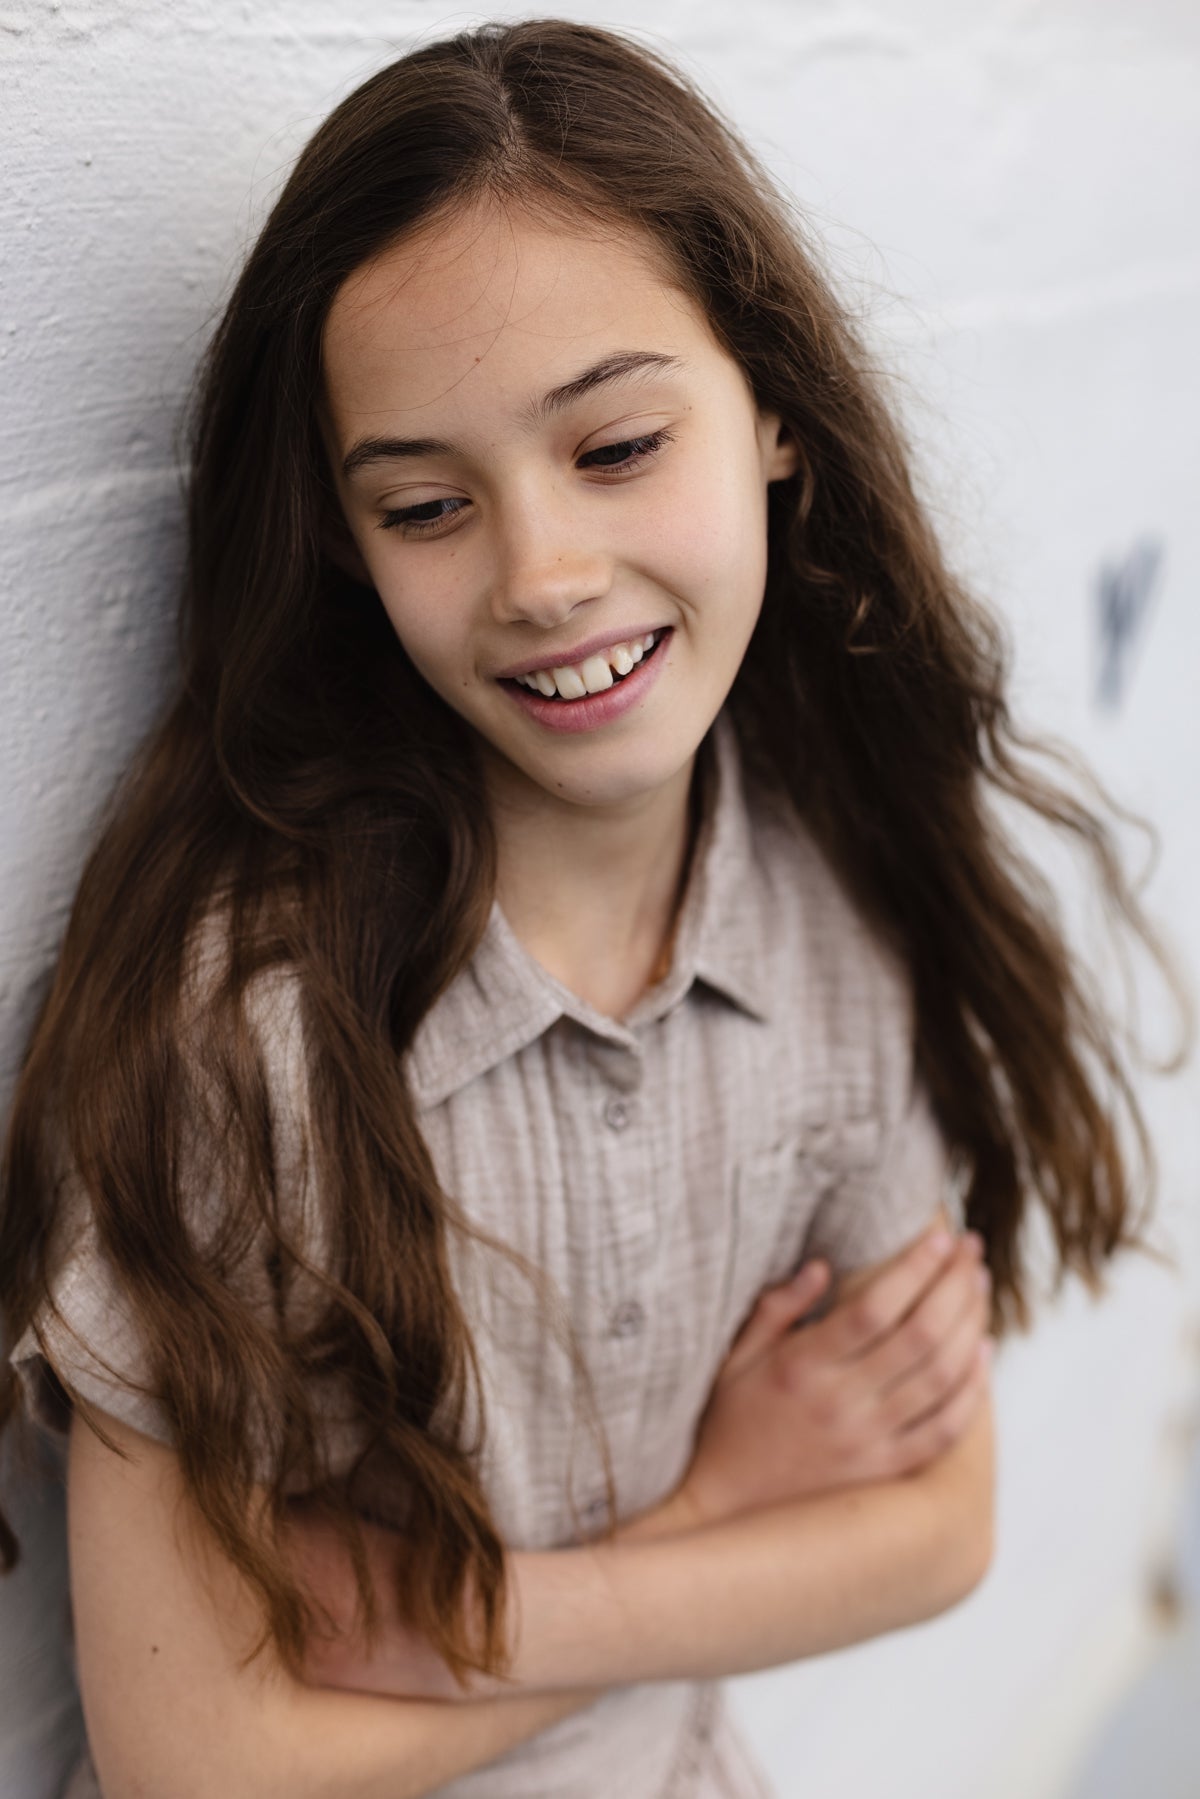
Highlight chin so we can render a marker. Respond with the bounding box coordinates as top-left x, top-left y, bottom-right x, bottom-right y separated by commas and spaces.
538, 736, 699, 809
